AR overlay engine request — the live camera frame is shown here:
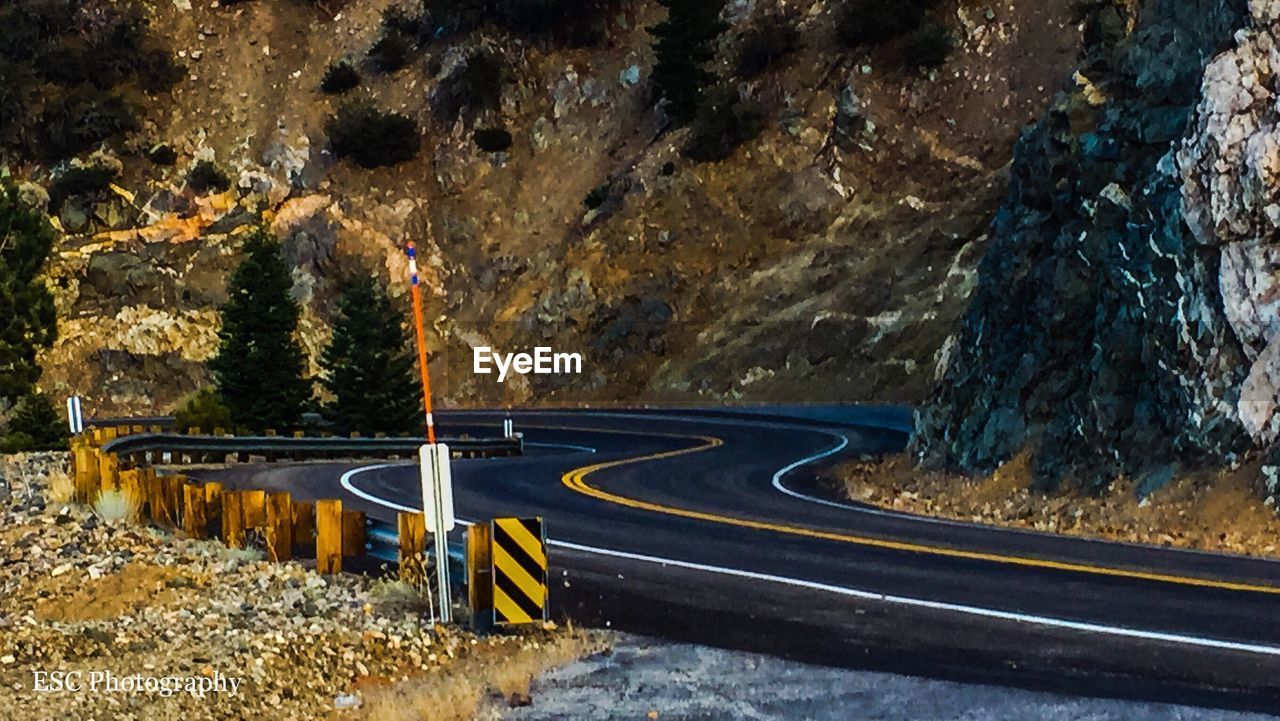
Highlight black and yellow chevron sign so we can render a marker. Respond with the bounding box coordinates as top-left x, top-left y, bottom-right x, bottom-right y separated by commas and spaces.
490, 517, 548, 625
